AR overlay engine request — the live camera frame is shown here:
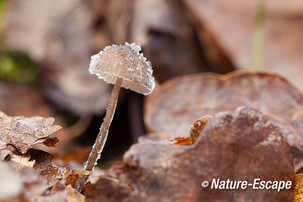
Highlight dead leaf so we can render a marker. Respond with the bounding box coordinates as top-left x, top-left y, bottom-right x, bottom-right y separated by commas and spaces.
66, 169, 91, 188
190, 115, 213, 144
10, 152, 36, 169
144, 71, 303, 144
183, 0, 303, 90
5, 148, 72, 187
40, 166, 72, 185
168, 136, 192, 145
0, 111, 61, 156
32, 183, 85, 202
98, 107, 294, 201
85, 177, 134, 202
27, 149, 54, 173
295, 173, 303, 202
